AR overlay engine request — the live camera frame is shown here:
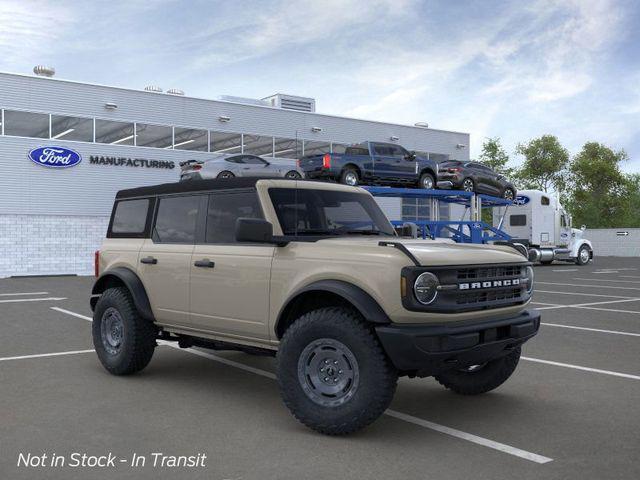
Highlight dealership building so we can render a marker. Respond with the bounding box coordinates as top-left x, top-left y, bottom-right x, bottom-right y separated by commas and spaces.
0, 69, 470, 278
